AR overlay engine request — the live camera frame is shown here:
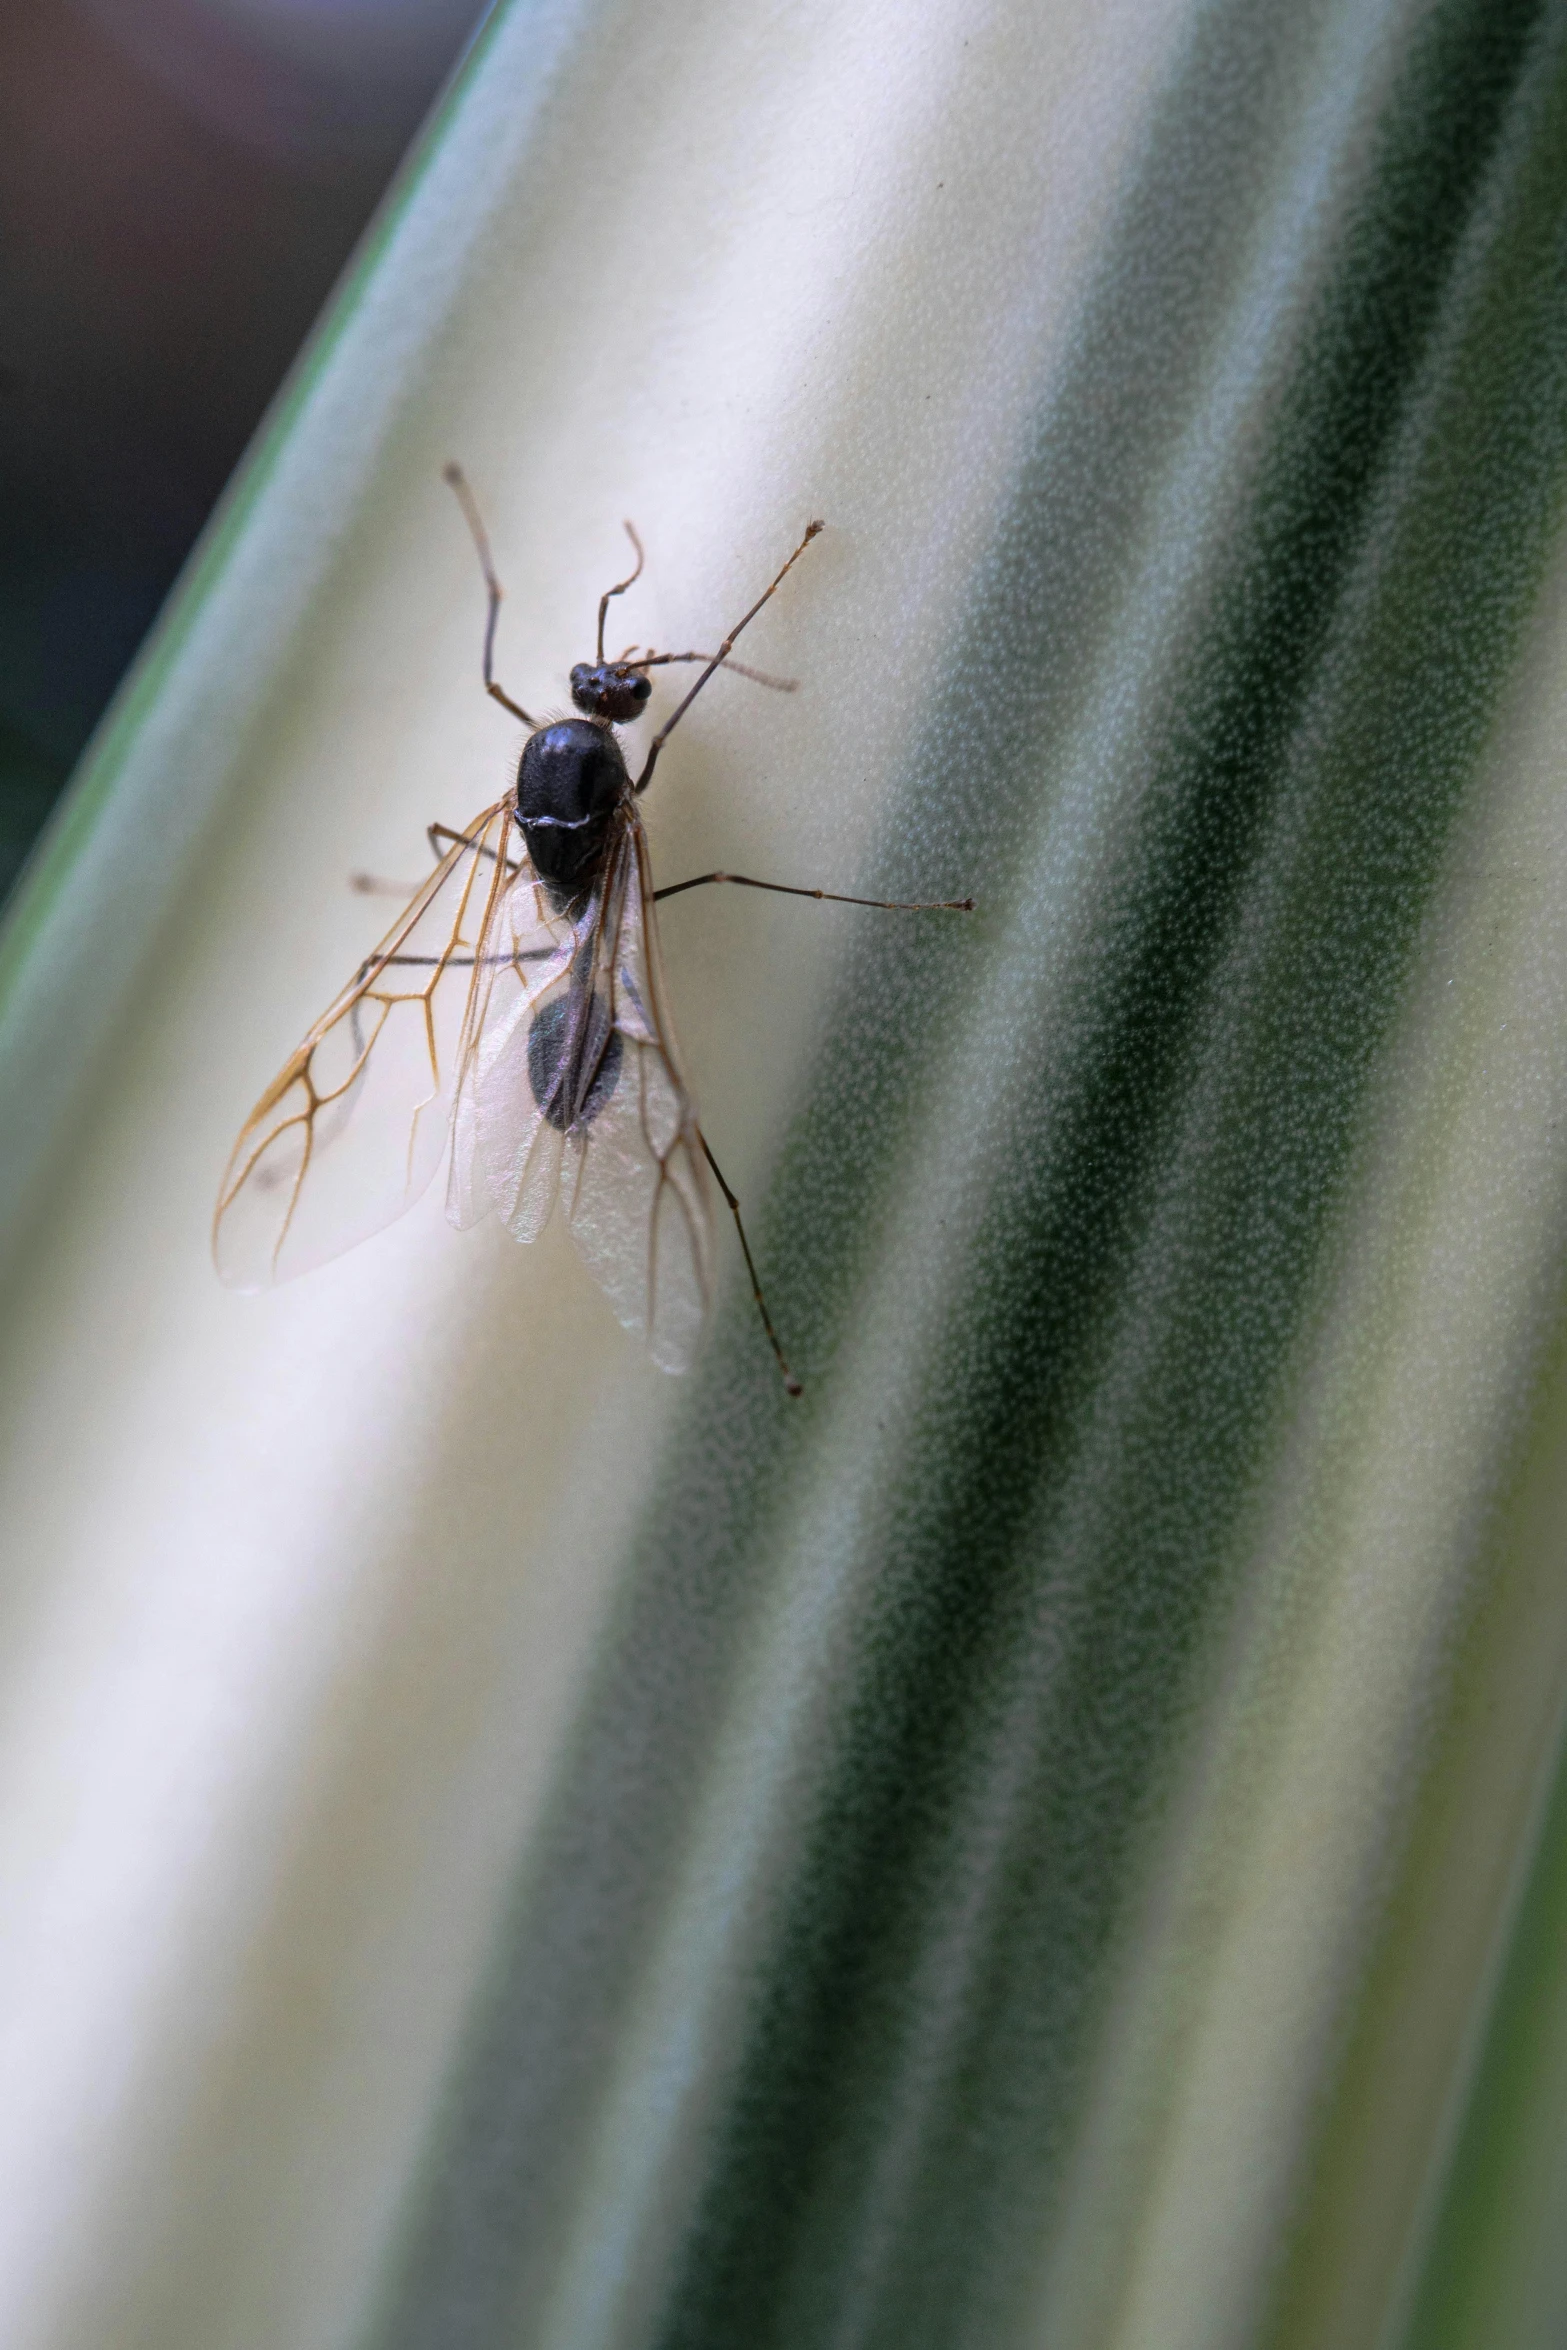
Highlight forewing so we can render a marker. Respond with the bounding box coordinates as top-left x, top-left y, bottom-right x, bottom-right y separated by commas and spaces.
214, 801, 520, 1288
455, 810, 714, 1373
445, 853, 584, 1236
567, 821, 714, 1371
